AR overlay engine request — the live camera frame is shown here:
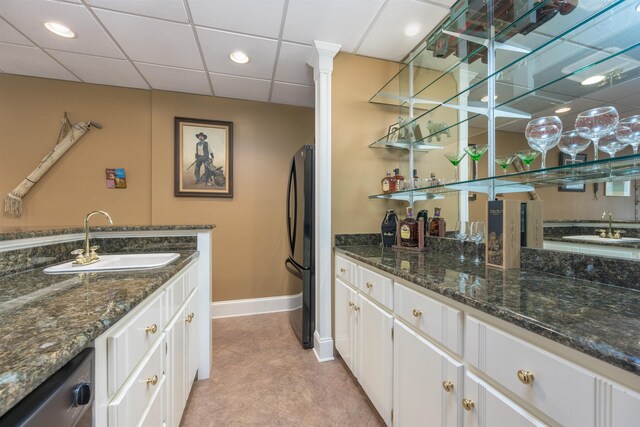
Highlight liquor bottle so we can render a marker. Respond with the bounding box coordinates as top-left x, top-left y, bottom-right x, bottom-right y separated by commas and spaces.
393, 168, 405, 191
412, 169, 420, 189
429, 173, 438, 186
400, 207, 419, 247
381, 171, 393, 194
429, 207, 446, 237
